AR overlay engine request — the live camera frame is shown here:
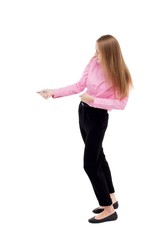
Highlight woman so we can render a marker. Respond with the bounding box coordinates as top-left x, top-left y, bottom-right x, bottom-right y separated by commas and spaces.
37, 35, 133, 223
